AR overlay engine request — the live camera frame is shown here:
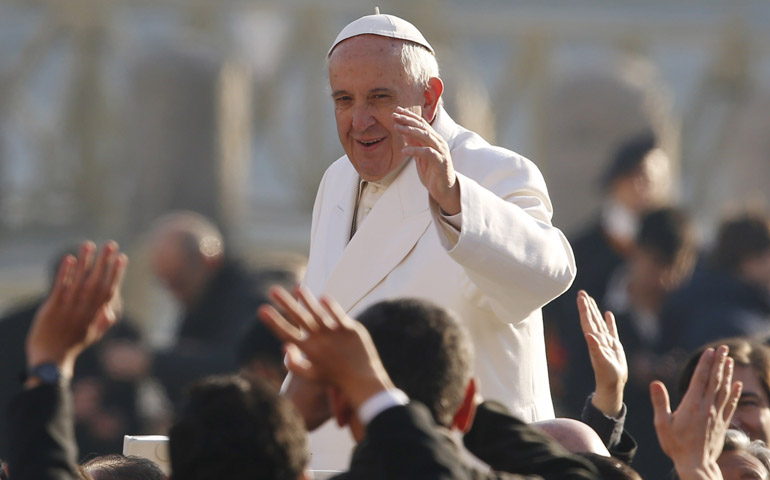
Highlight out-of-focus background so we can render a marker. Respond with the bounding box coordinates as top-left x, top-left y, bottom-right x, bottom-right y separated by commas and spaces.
1, 0, 769, 468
